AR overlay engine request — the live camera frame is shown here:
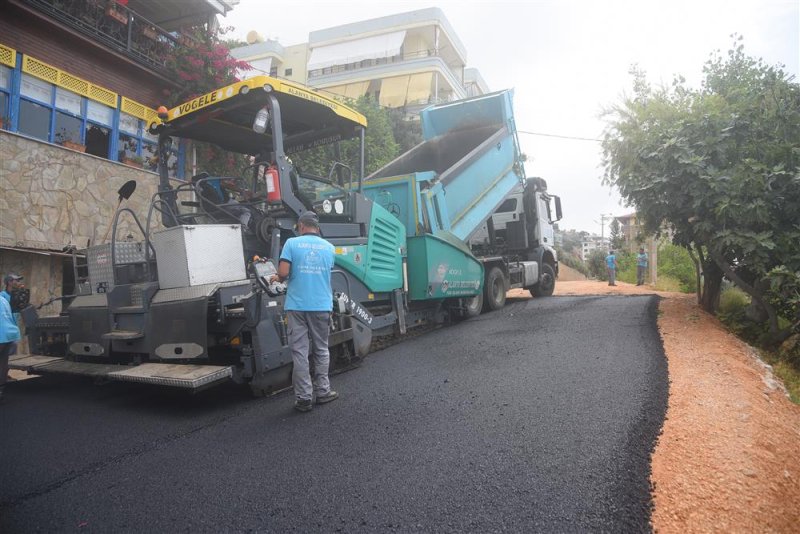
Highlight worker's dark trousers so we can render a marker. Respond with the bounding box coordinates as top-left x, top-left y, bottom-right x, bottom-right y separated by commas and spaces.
637, 265, 647, 285
287, 311, 332, 401
0, 341, 15, 398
